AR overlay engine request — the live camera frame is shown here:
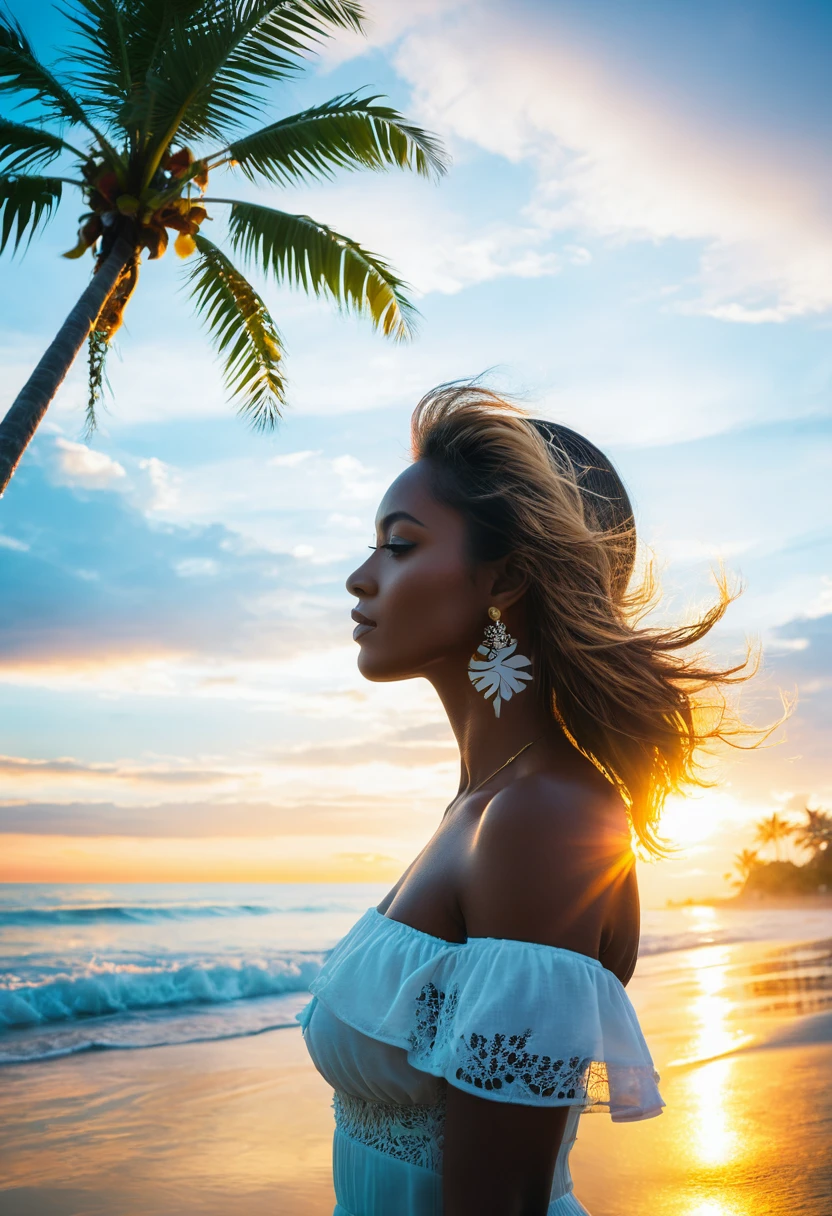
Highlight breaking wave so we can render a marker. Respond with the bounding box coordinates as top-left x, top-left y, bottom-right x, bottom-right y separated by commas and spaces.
0, 900, 355, 927
0, 954, 325, 1031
